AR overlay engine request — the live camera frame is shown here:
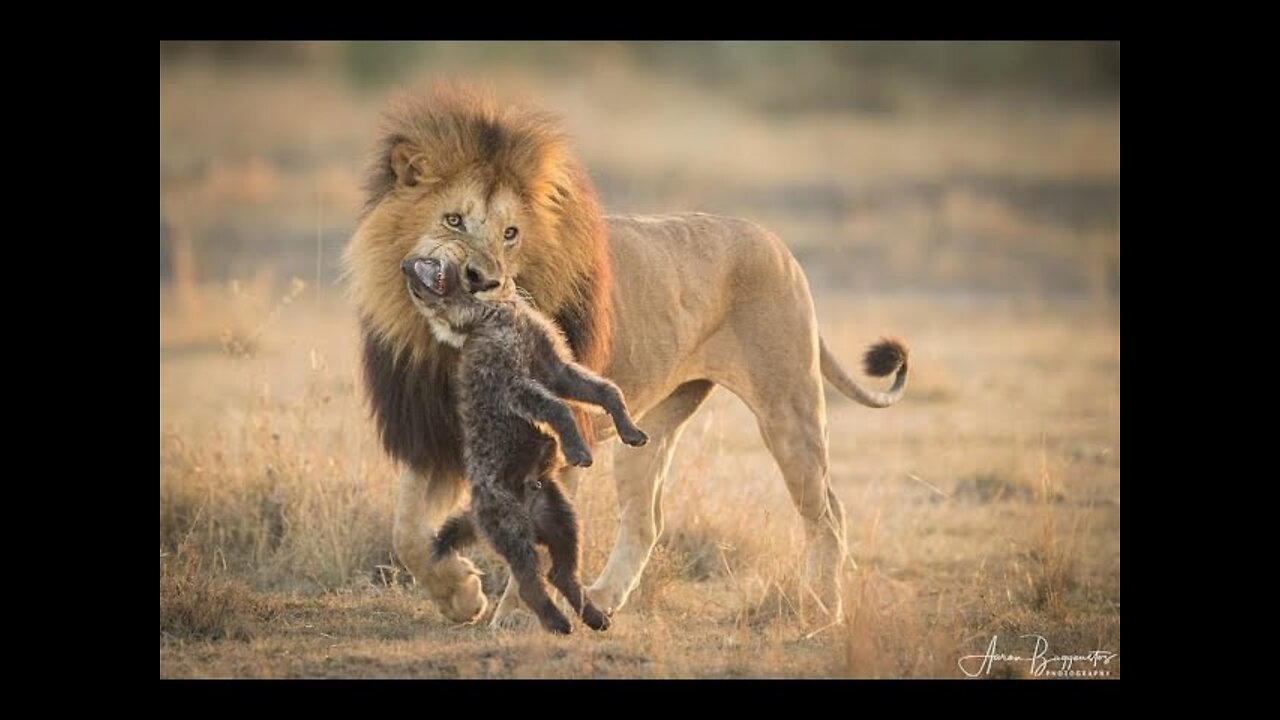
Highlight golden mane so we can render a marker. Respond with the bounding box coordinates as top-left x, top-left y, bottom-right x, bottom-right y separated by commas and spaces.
343, 84, 613, 475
